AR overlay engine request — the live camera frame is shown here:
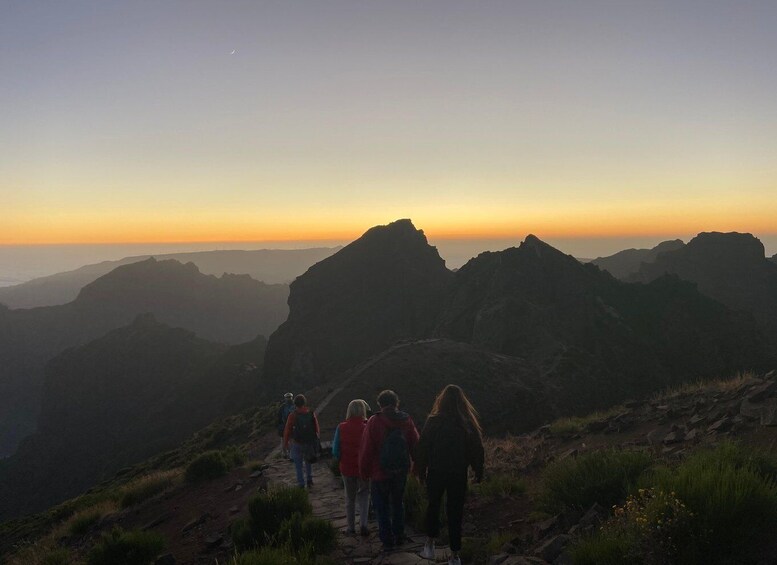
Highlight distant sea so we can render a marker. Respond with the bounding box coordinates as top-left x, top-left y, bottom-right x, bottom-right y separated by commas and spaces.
2, 235, 775, 287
